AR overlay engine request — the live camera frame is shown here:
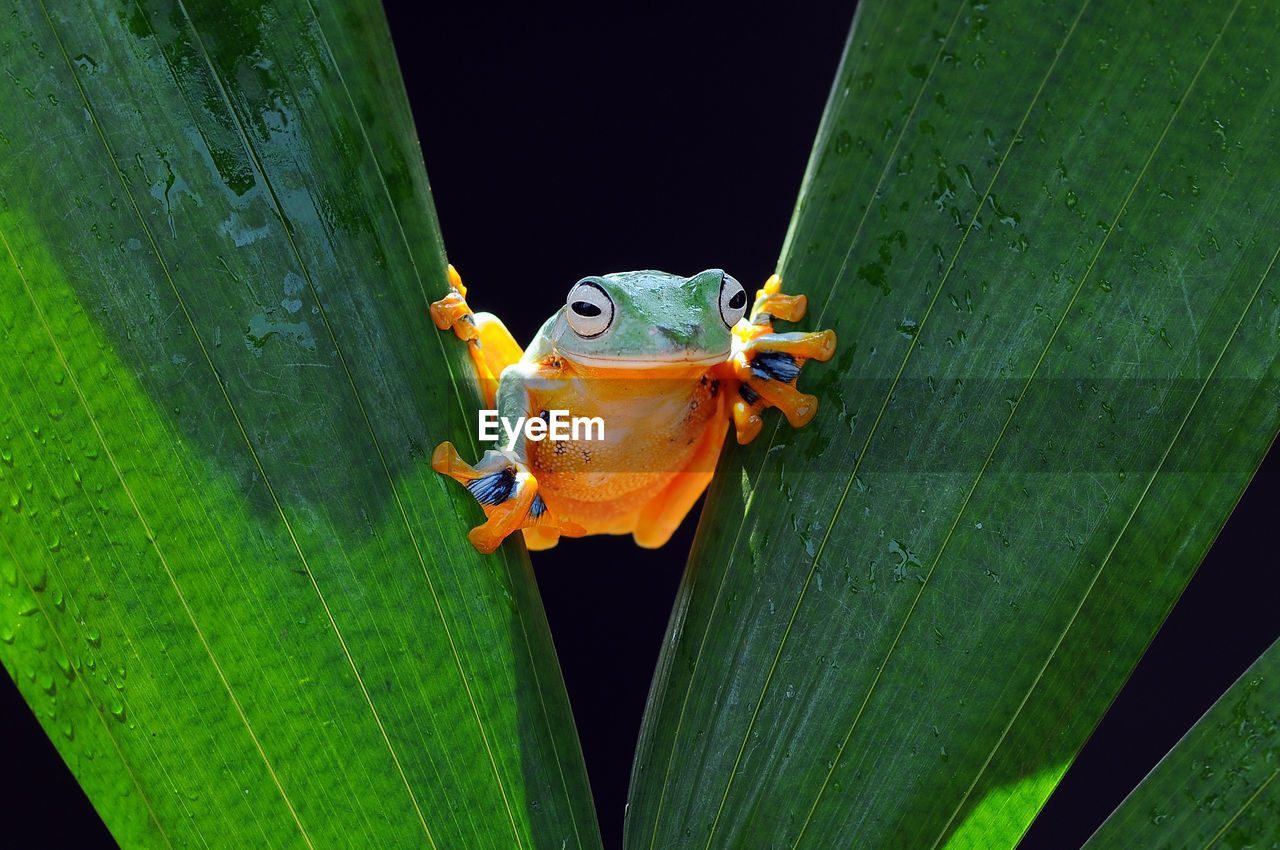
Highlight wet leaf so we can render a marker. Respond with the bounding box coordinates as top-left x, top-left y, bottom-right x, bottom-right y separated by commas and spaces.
1086, 636, 1280, 848
0, 1, 596, 847
629, 0, 1280, 846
